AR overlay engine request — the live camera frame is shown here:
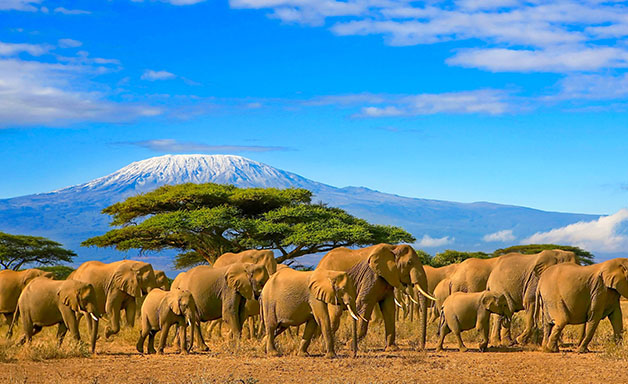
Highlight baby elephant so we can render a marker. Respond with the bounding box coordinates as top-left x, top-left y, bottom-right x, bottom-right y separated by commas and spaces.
10, 277, 101, 353
437, 291, 511, 352
137, 288, 197, 354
